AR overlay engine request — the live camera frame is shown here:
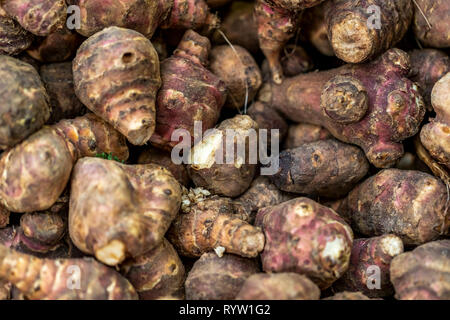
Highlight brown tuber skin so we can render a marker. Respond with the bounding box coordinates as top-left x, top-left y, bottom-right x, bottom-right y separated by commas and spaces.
260, 48, 426, 168
284, 123, 331, 149
236, 273, 321, 300
210, 45, 262, 110
0, 5, 33, 55
333, 235, 404, 298
168, 196, 264, 258
325, 291, 371, 300
150, 30, 226, 150
256, 197, 354, 289
0, 113, 129, 213
69, 158, 181, 266
185, 252, 259, 300
420, 72, 450, 170
2, 0, 67, 36
301, 2, 333, 57
0, 55, 50, 149
390, 240, 450, 300
122, 238, 186, 300
262, 45, 314, 80
0, 244, 138, 300
0, 206, 9, 229
325, 0, 413, 64
73, 27, 161, 146
335, 169, 449, 246
40, 62, 86, 124
188, 115, 259, 197
413, 0, 450, 48
271, 139, 369, 198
